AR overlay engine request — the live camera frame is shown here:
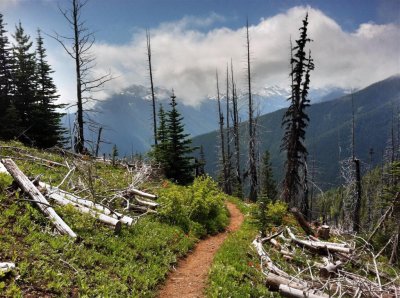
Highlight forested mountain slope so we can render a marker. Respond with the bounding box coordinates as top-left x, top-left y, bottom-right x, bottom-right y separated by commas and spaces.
193, 75, 400, 190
